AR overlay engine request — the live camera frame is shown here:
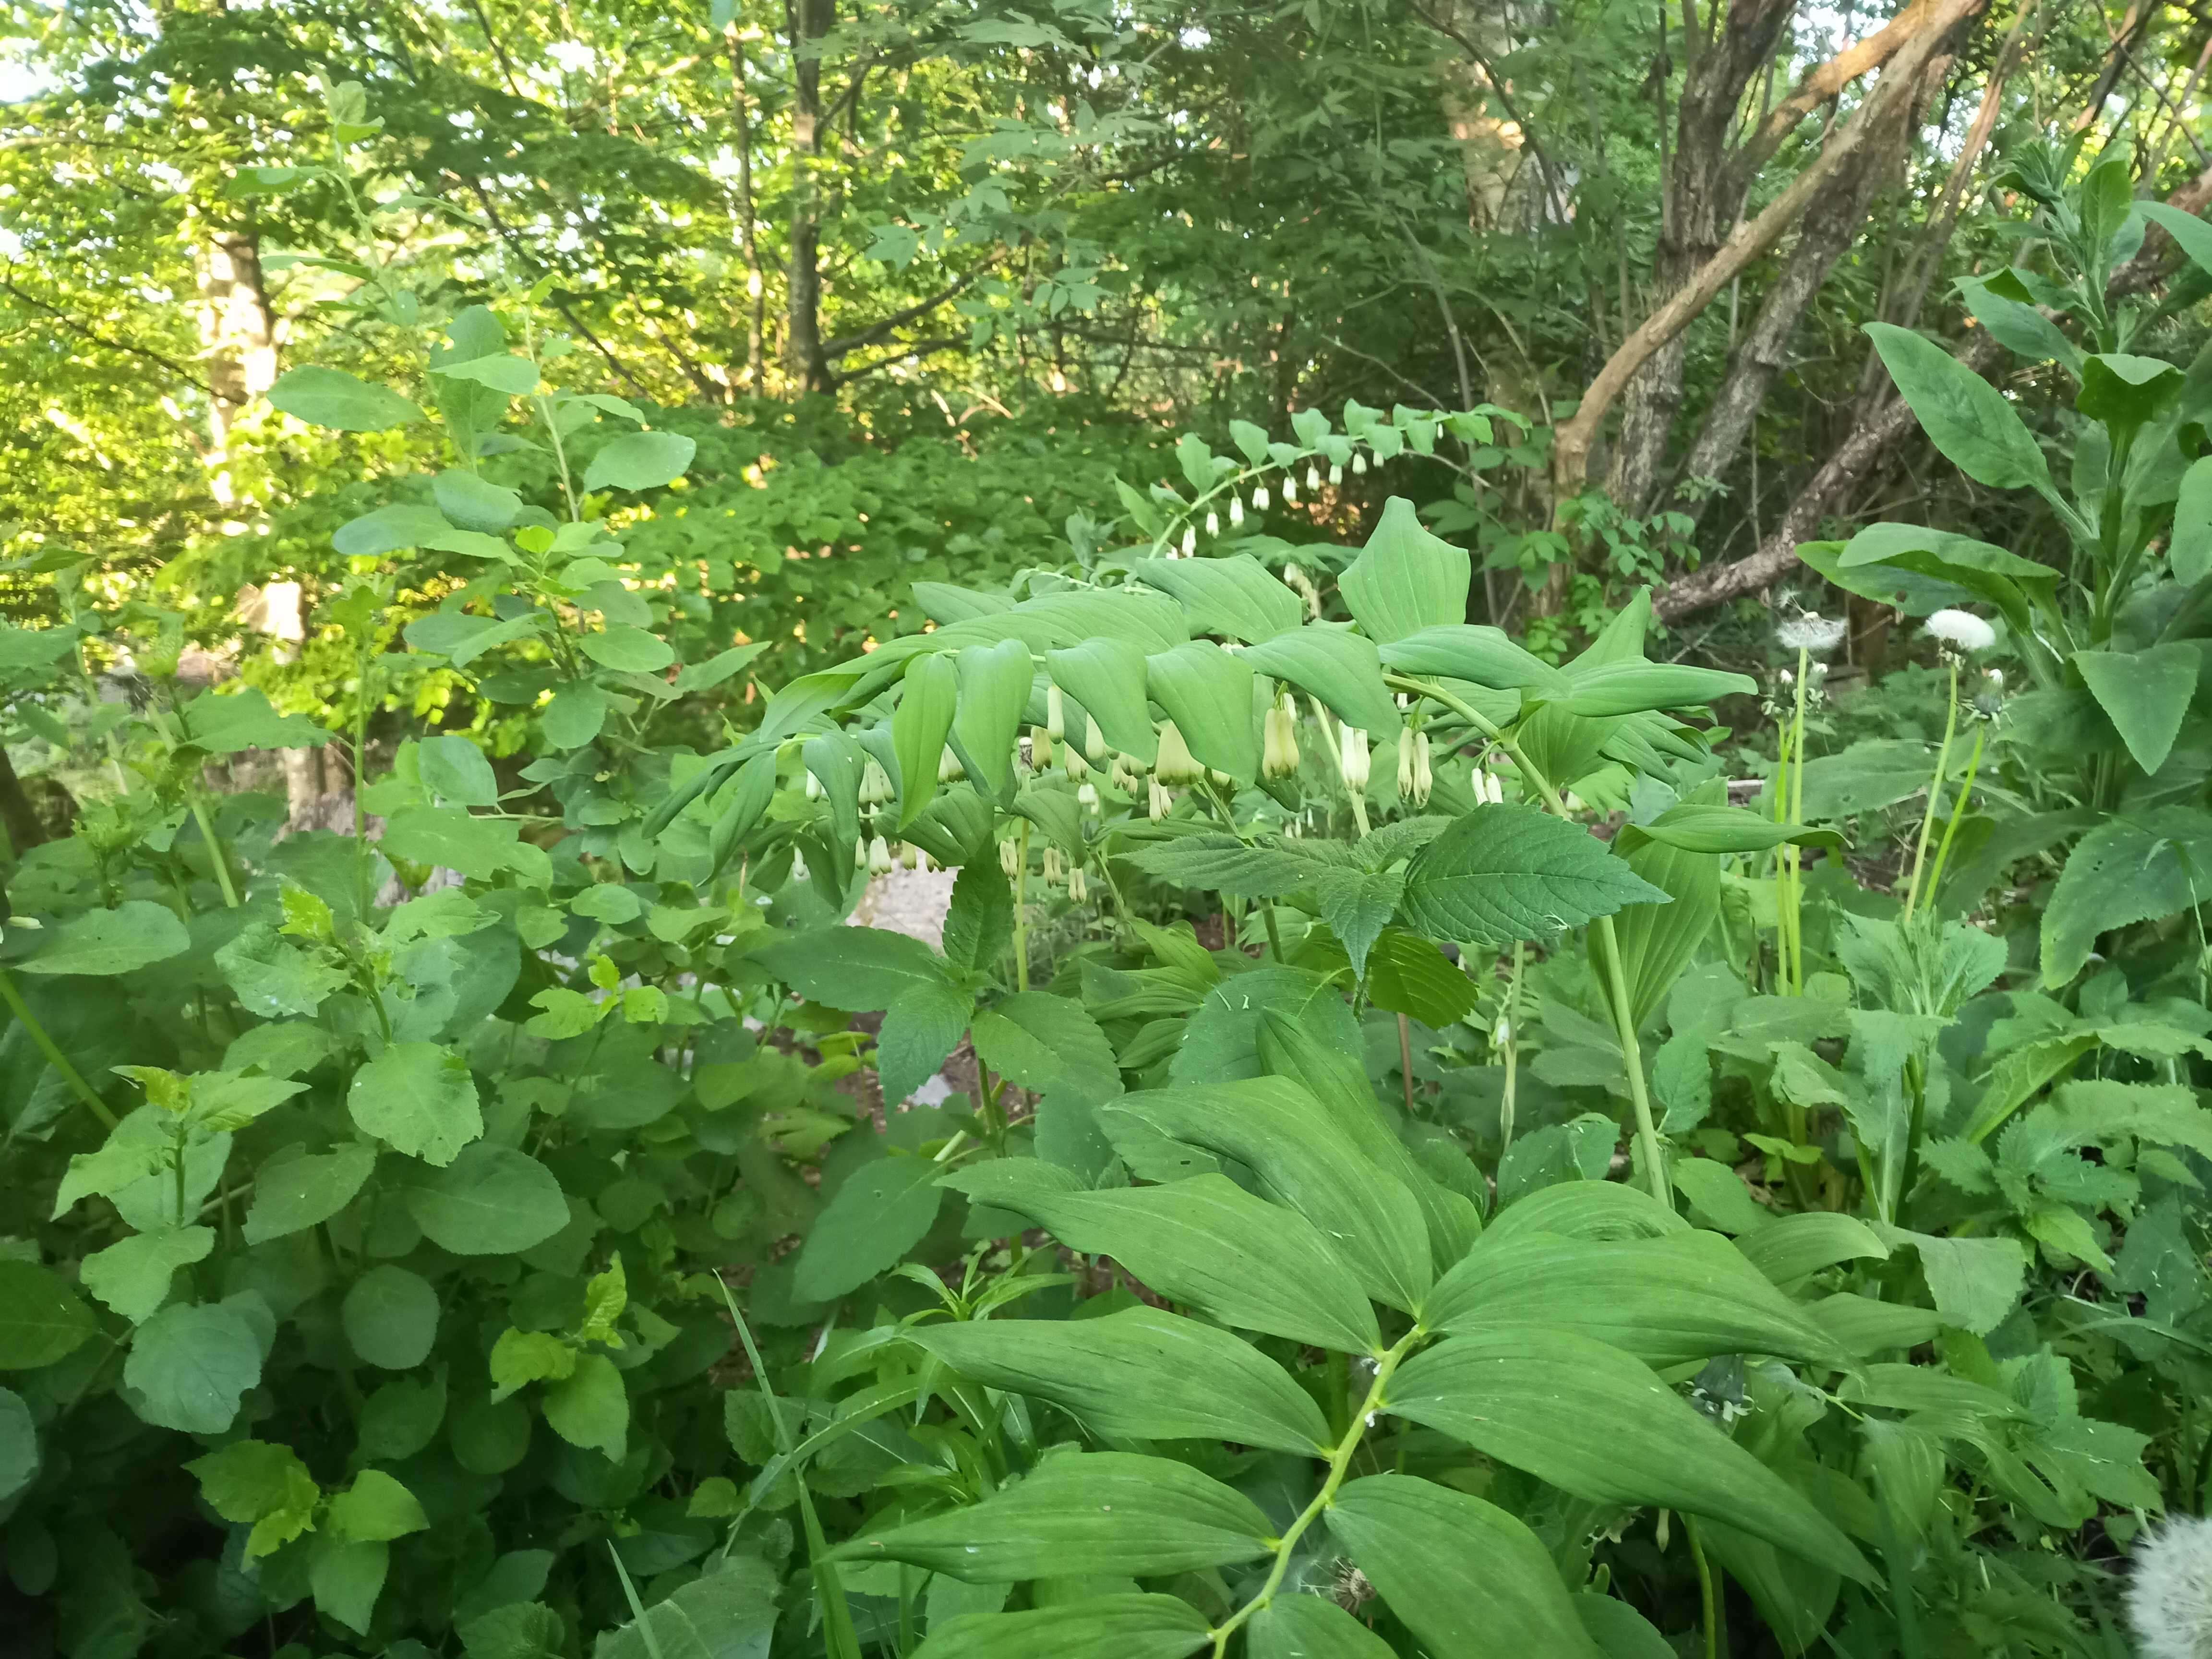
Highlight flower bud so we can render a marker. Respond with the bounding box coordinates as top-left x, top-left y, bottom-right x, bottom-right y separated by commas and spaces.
1351, 452, 1368, 476
1154, 720, 1203, 786
1409, 731, 1432, 806
1252, 485, 1270, 510
1340, 725, 1370, 792
899, 841, 919, 869
1306, 463, 1322, 491
1030, 725, 1052, 769
1180, 526, 1197, 557
938, 745, 965, 783
867, 835, 894, 876
1041, 845, 1063, 885
1077, 781, 1100, 814
804, 769, 824, 801
1229, 495, 1245, 527
1046, 683, 1066, 741
1085, 721, 1107, 765
1328, 462, 1343, 486
1283, 474, 1298, 504
1262, 701, 1301, 780
1062, 741, 1090, 781
858, 757, 894, 807
1148, 778, 1172, 821
854, 836, 870, 869
789, 848, 809, 883
999, 838, 1020, 878
1068, 866, 1087, 903
1205, 510, 1220, 538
